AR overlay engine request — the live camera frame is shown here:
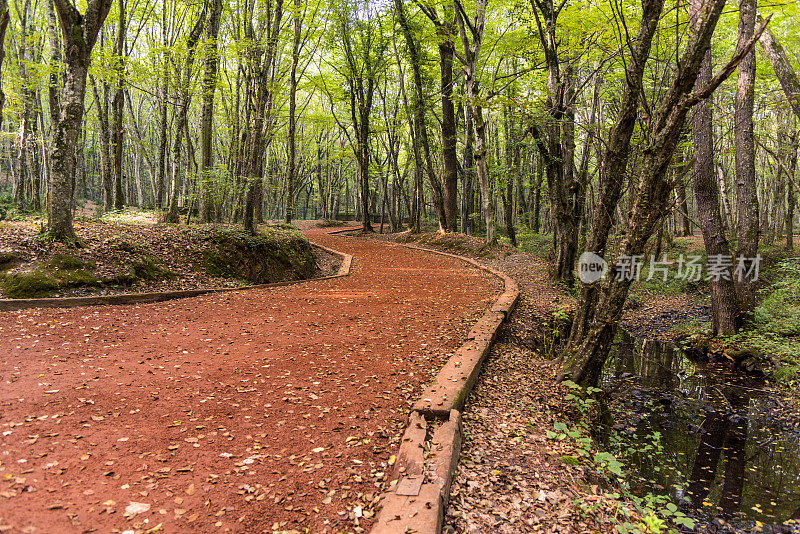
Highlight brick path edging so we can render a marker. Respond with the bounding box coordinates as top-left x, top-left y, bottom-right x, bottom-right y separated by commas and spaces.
365, 239, 520, 534
0, 241, 352, 312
